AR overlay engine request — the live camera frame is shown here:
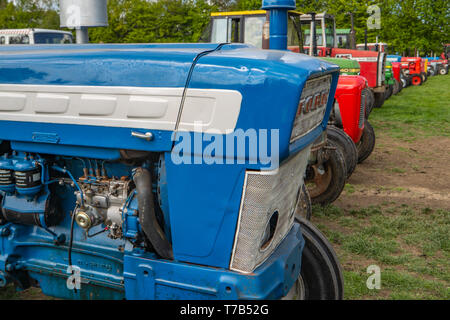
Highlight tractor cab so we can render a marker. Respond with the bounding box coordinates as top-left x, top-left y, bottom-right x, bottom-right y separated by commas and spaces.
208, 10, 306, 50
295, 12, 386, 107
